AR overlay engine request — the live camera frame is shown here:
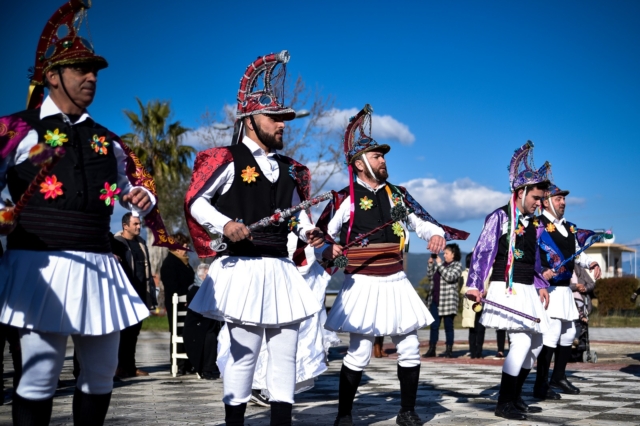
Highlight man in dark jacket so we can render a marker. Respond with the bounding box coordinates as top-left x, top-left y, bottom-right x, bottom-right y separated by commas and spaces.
113, 212, 156, 378
160, 232, 195, 375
